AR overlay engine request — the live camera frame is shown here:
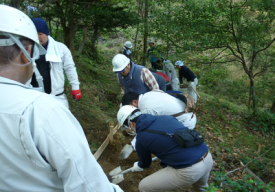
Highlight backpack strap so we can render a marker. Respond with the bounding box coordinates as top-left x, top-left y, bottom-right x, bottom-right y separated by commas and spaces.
143, 129, 174, 137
